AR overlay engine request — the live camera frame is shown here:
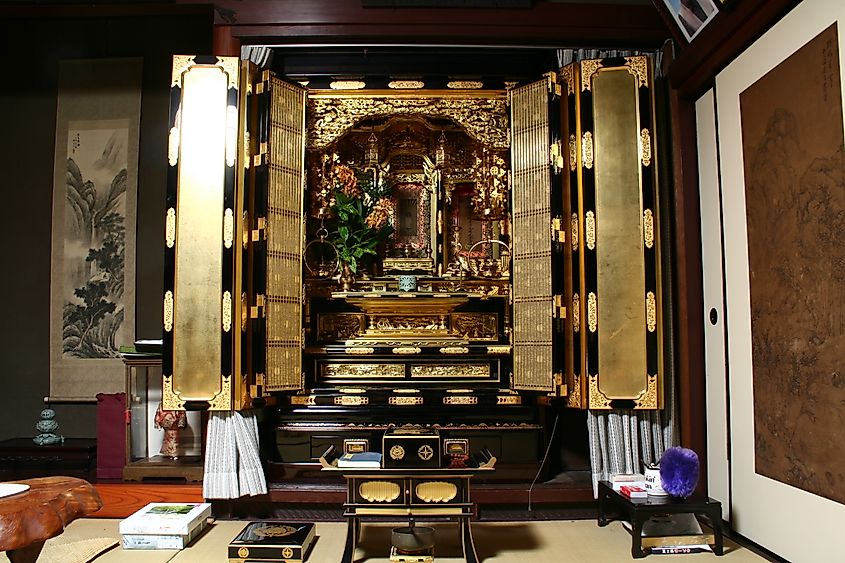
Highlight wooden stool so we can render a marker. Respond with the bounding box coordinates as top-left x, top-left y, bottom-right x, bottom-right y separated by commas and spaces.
0, 476, 103, 563
597, 480, 724, 558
